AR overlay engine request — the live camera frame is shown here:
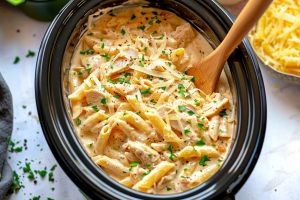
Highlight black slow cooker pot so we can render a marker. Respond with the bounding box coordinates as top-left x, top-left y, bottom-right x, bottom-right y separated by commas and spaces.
35, 0, 267, 199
